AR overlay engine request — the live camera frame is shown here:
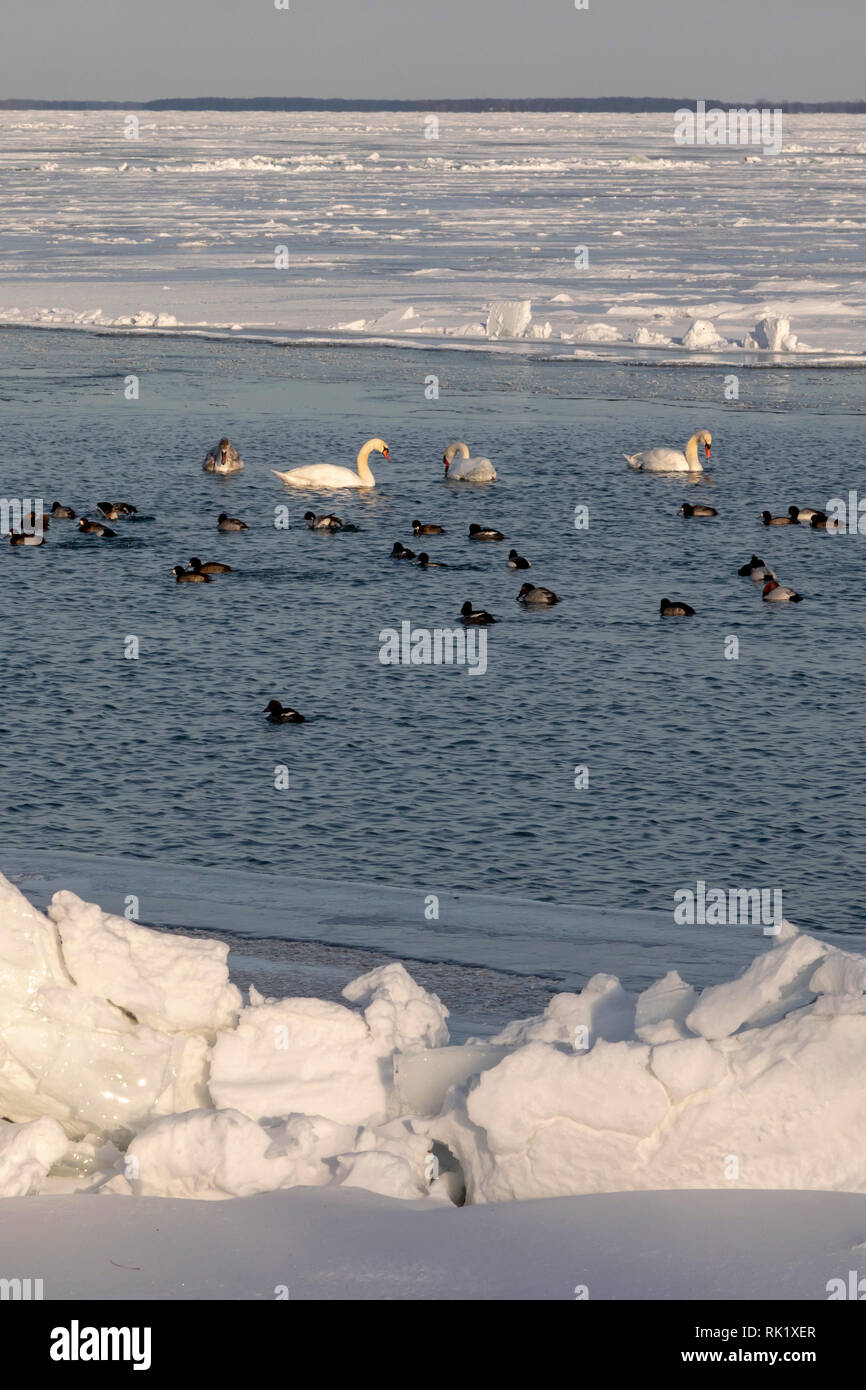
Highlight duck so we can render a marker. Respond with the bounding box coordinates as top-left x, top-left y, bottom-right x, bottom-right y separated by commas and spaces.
204, 438, 244, 473
759, 510, 794, 526
468, 523, 505, 542
273, 438, 388, 490
51, 502, 75, 519
188, 556, 233, 575
810, 514, 833, 530
443, 441, 497, 482
97, 501, 137, 520
660, 598, 696, 616
391, 542, 415, 559
517, 583, 560, 606
624, 430, 711, 472
788, 505, 826, 524
23, 511, 50, 531
461, 600, 498, 625
412, 519, 446, 535
416, 552, 446, 569
264, 699, 305, 724
679, 502, 718, 517
217, 512, 248, 532
762, 580, 803, 603
303, 511, 343, 531
77, 518, 116, 537
737, 554, 777, 583
8, 530, 45, 546
172, 564, 210, 584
